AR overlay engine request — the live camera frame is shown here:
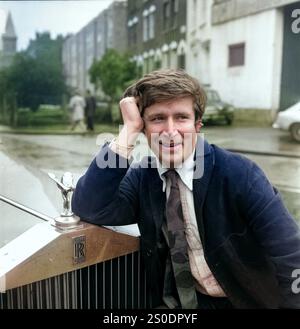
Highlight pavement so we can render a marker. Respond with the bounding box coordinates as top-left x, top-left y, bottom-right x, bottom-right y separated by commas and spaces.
0, 125, 11, 132
202, 126, 300, 157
